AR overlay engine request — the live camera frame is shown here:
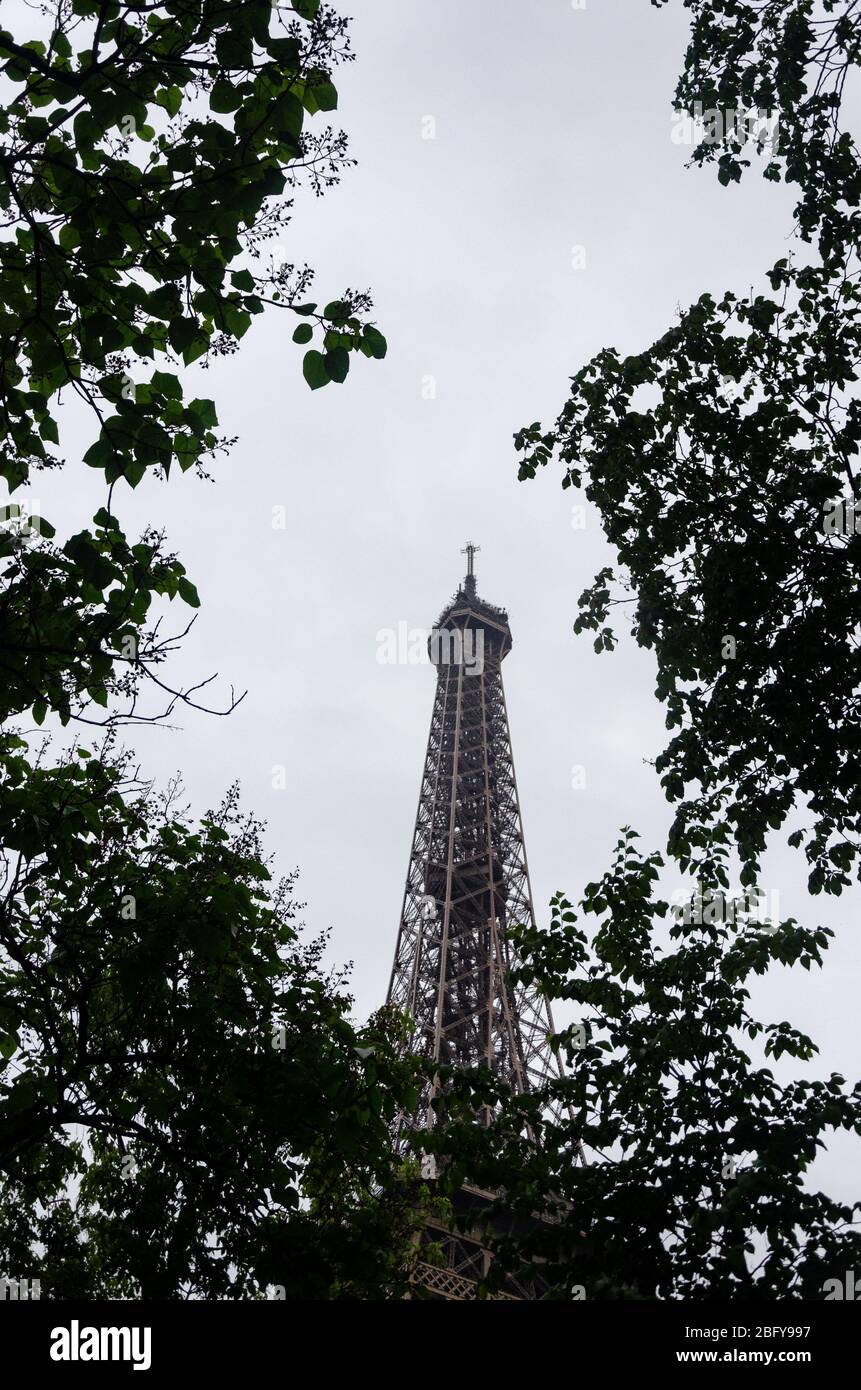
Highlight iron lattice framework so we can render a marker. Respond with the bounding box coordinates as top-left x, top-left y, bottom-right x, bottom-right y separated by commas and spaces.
387, 549, 564, 1138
